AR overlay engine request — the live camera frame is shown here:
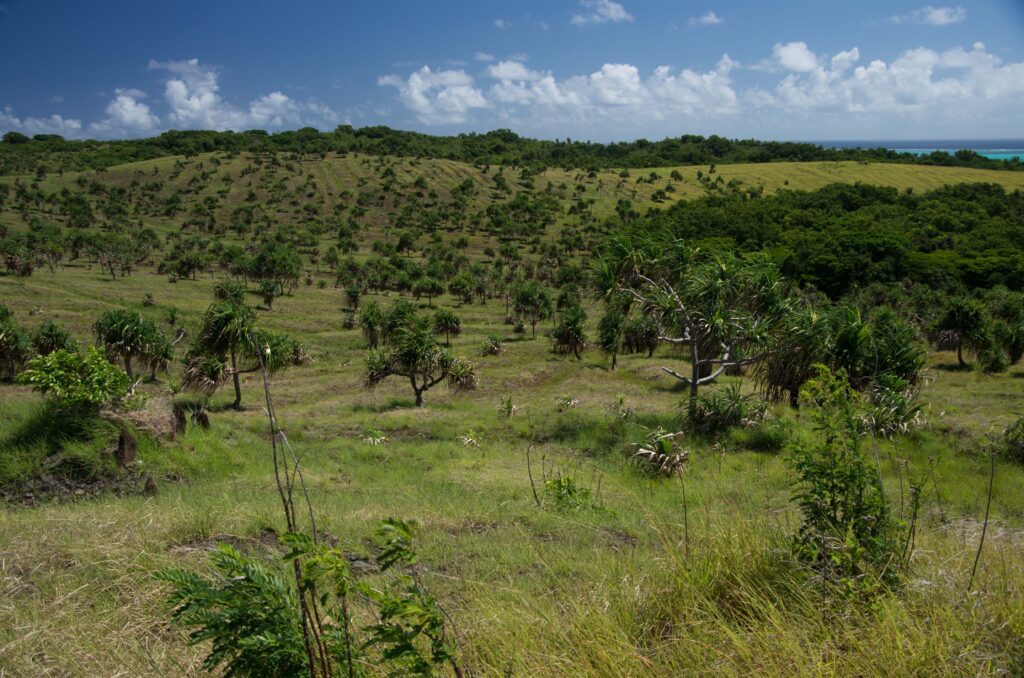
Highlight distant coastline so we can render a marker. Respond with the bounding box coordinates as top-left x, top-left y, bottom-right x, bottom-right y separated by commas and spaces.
813, 139, 1024, 161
